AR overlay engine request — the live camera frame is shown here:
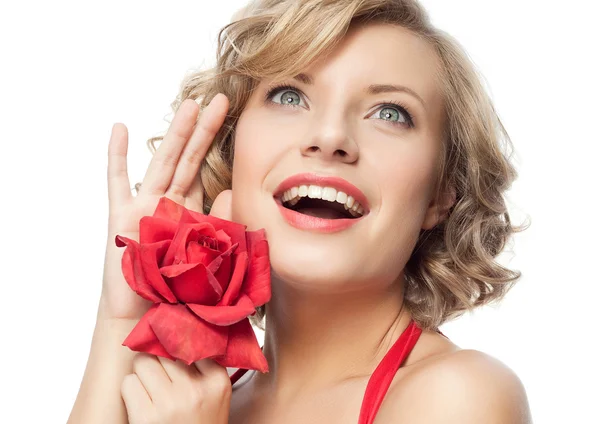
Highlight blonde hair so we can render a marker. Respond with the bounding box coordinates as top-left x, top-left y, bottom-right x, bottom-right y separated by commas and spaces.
136, 0, 529, 331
